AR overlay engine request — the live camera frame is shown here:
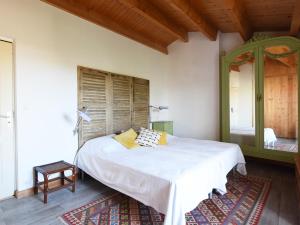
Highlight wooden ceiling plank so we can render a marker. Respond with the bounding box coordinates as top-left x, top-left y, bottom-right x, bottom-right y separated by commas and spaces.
165, 0, 217, 41
118, 0, 188, 42
290, 0, 300, 35
41, 0, 168, 54
222, 0, 252, 41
